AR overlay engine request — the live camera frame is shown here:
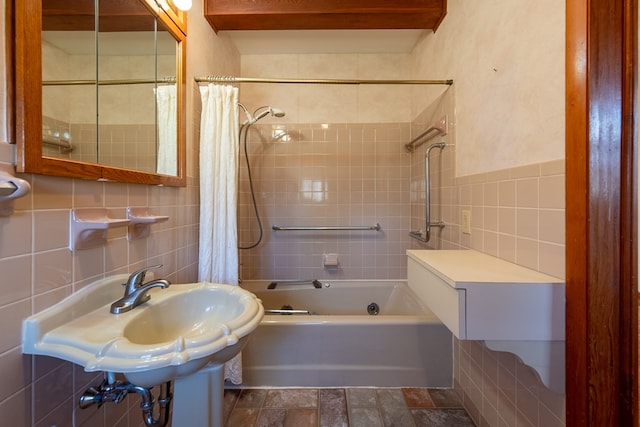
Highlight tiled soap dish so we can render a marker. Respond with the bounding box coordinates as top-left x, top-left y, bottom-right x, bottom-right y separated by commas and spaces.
127, 207, 169, 240
70, 208, 130, 250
